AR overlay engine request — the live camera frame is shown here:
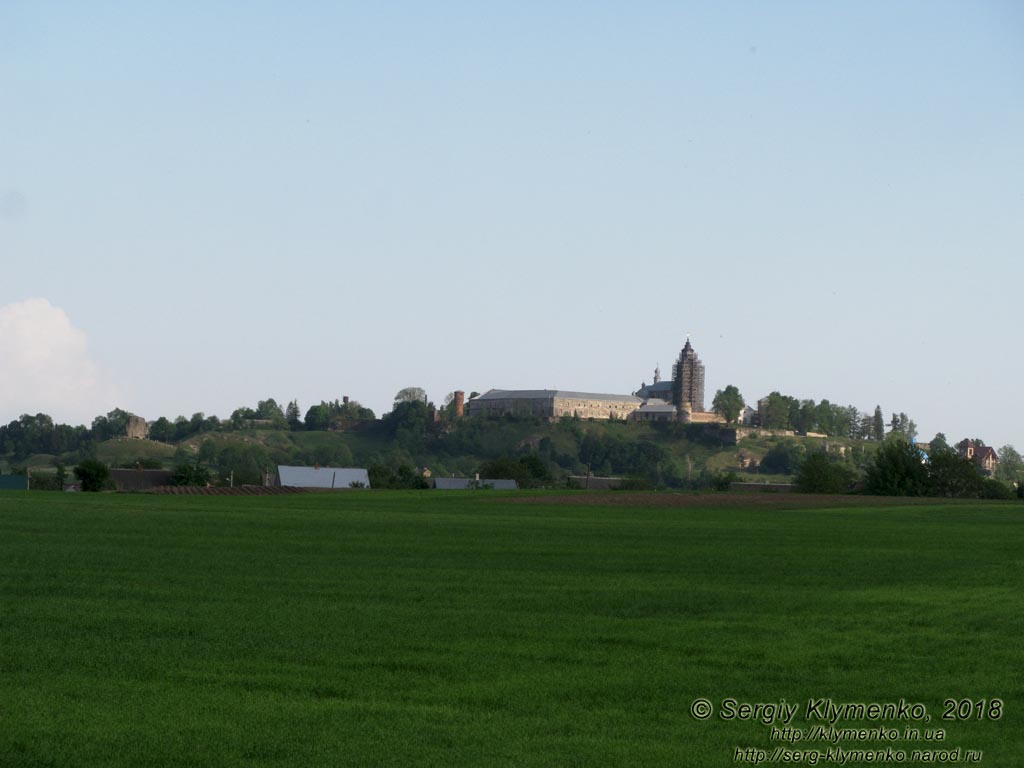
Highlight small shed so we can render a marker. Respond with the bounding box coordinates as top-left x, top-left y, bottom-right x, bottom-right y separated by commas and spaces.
276, 466, 371, 489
